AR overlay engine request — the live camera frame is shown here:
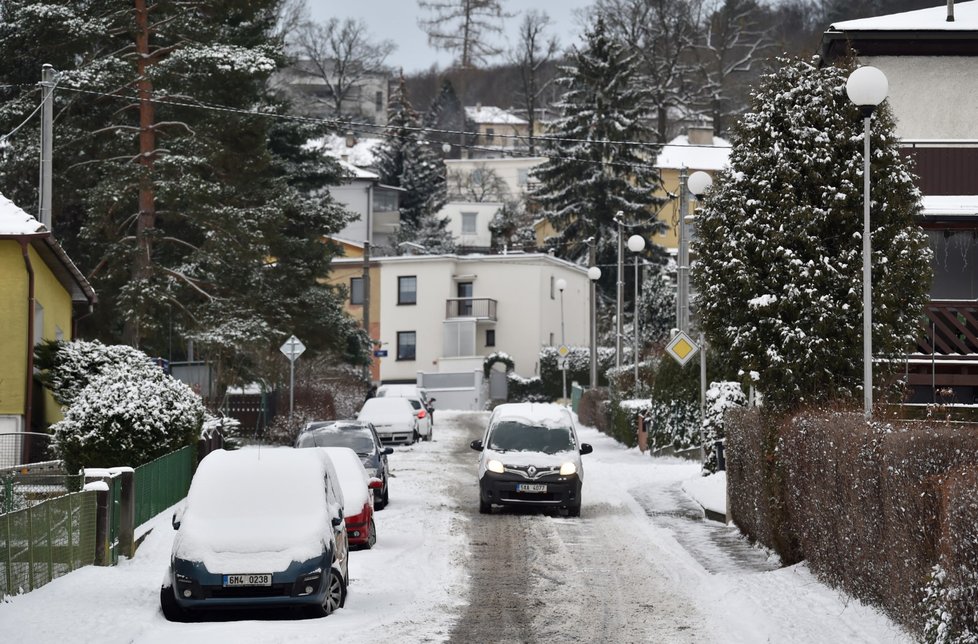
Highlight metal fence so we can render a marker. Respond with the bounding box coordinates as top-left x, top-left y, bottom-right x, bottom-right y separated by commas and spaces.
1, 490, 97, 598
134, 446, 194, 528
